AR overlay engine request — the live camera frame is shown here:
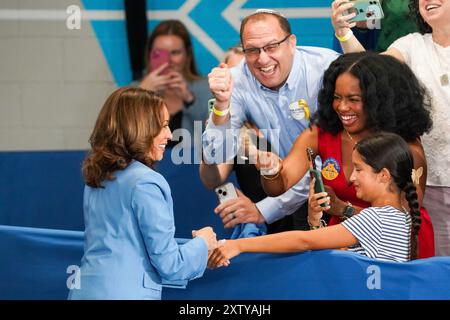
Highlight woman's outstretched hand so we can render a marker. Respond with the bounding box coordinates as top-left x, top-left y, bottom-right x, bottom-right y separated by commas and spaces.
207, 239, 240, 269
